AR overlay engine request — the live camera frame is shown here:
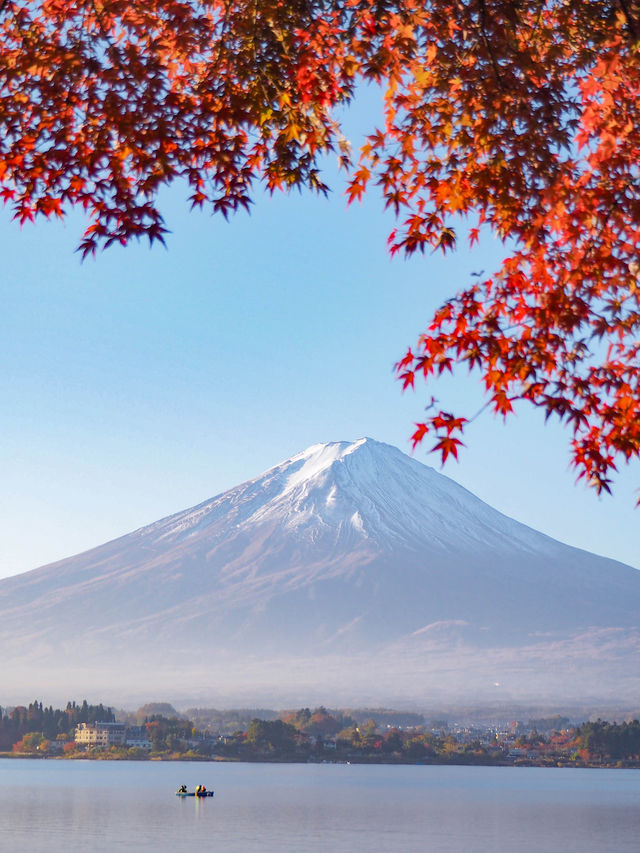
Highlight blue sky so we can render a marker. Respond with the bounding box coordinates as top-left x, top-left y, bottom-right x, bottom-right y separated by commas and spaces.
1, 93, 638, 578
